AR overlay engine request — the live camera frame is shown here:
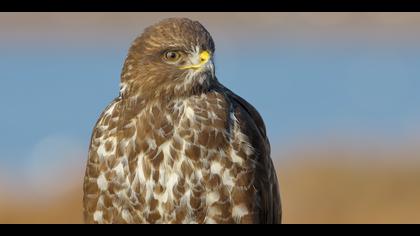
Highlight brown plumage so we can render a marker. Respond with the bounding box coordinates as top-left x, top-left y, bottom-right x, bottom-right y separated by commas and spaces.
83, 17, 281, 224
